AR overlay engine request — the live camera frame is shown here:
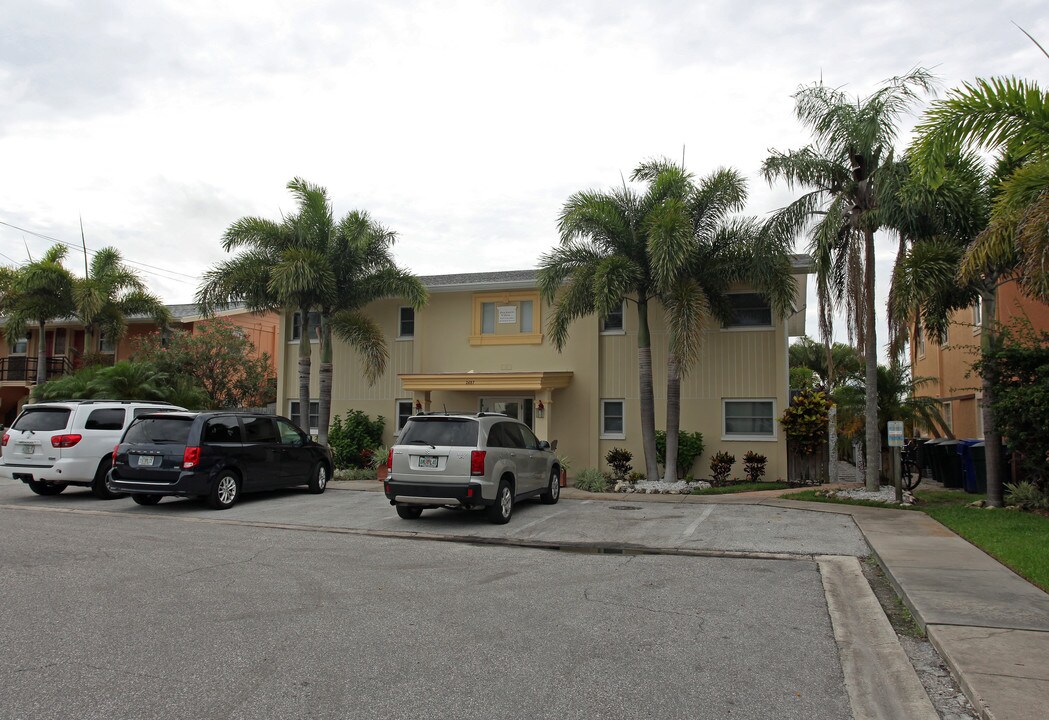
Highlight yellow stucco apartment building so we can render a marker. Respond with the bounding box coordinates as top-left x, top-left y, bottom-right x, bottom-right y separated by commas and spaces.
277, 264, 811, 480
